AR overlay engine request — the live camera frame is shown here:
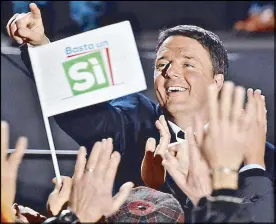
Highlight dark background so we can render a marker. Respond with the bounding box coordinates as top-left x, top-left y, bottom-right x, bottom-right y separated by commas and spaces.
1, 1, 274, 215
